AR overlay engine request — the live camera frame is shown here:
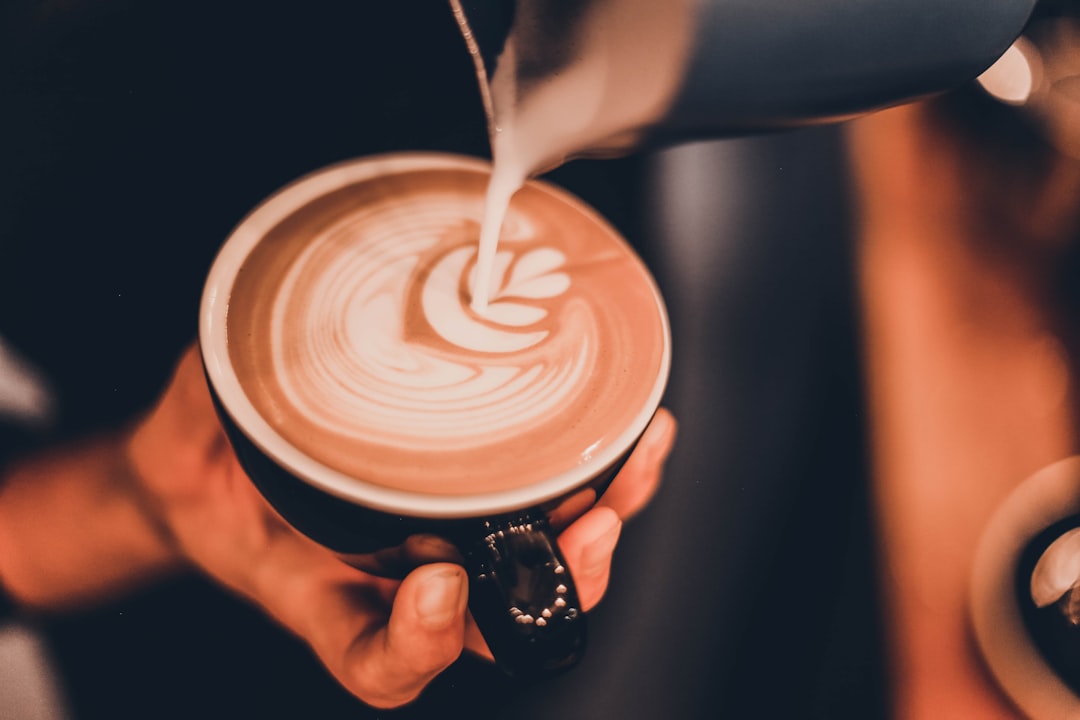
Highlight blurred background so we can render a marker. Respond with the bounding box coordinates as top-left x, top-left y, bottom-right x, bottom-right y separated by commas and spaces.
3, 1, 1078, 718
